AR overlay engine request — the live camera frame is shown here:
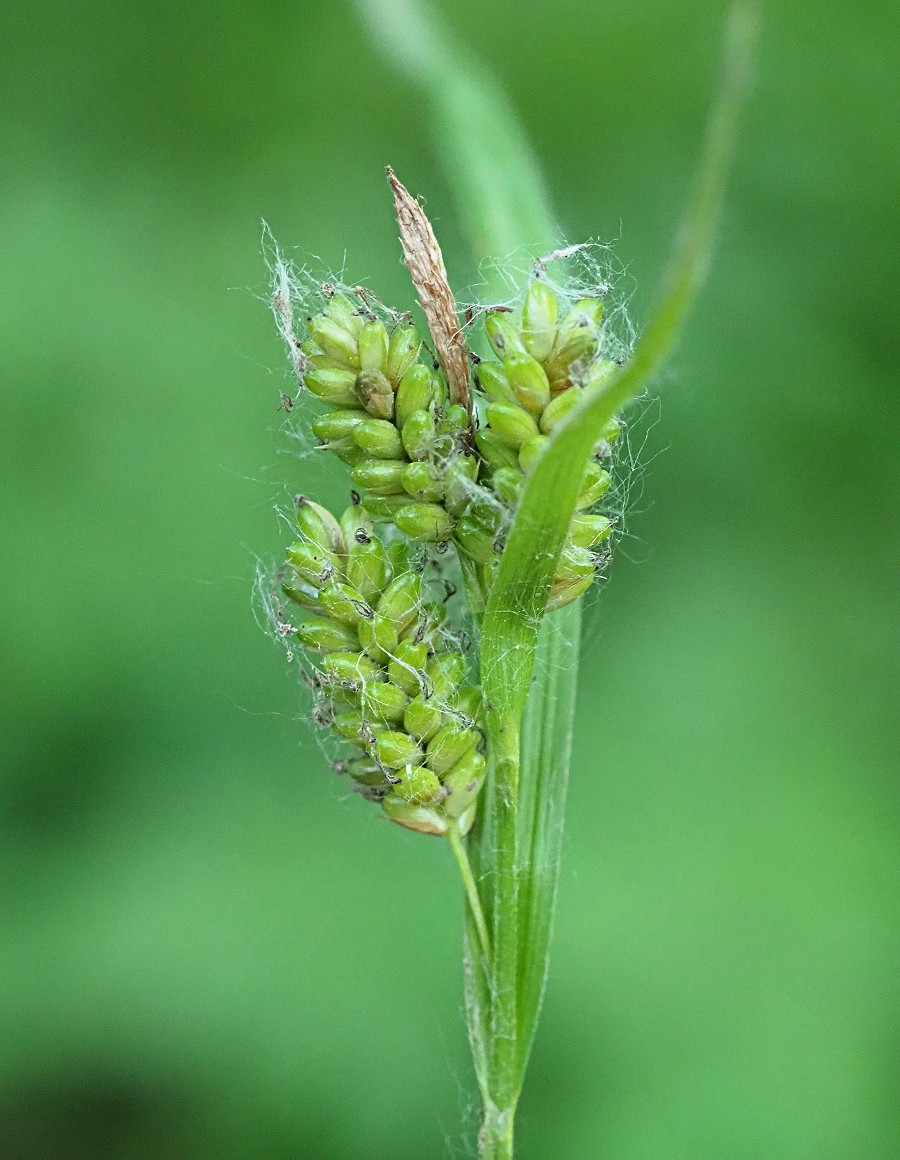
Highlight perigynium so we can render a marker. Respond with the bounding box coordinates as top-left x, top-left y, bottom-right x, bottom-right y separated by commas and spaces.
261, 3, 756, 1156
